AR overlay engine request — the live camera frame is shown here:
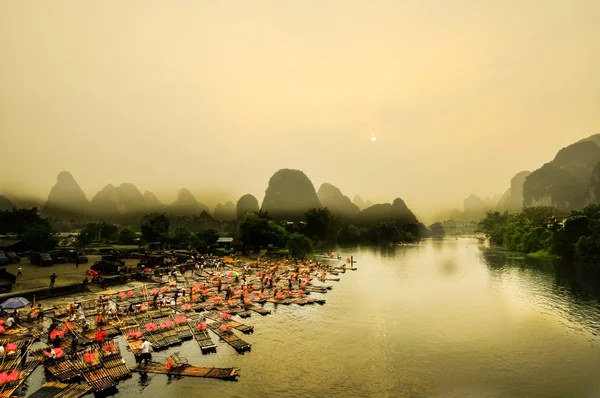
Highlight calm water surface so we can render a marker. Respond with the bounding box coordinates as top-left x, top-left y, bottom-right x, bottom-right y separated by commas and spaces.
21, 238, 600, 397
